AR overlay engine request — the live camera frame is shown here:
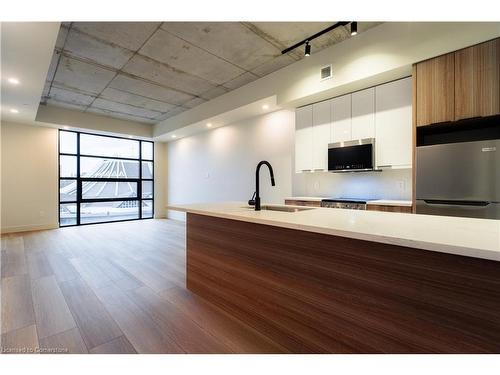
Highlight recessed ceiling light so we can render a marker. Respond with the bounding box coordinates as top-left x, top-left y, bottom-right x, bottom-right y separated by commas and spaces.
8, 77, 20, 85
262, 104, 269, 110
10, 108, 19, 114
206, 123, 212, 128
171, 135, 177, 139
